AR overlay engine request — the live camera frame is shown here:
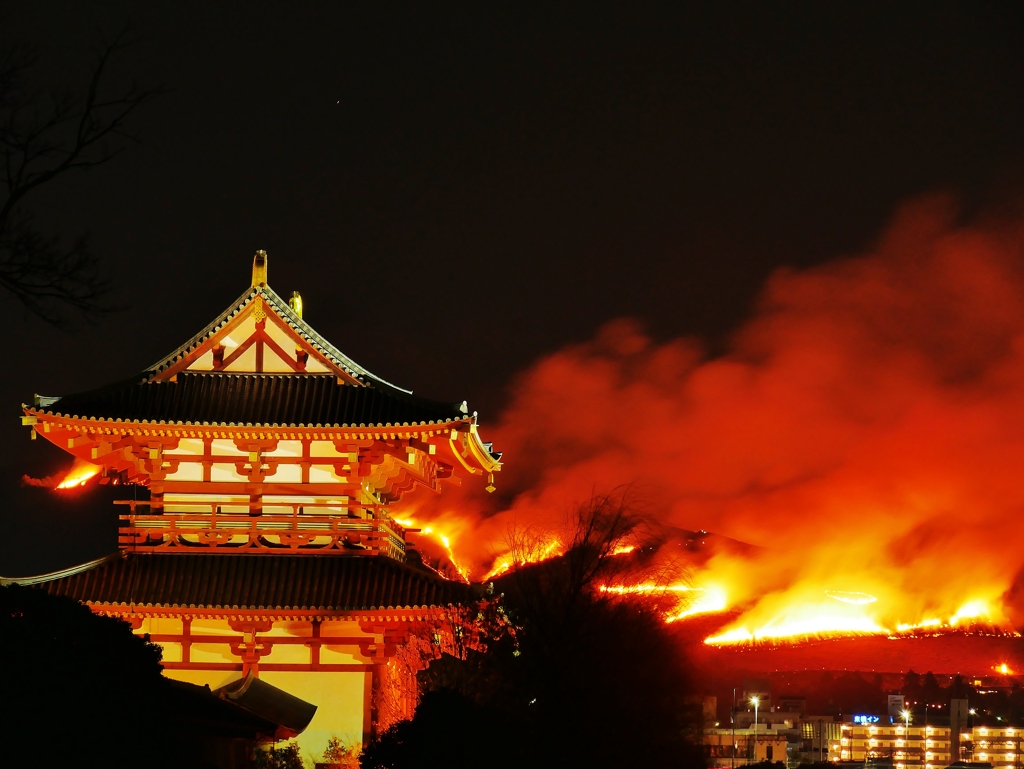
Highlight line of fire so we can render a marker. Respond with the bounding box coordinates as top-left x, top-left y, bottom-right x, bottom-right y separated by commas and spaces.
9, 252, 502, 755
